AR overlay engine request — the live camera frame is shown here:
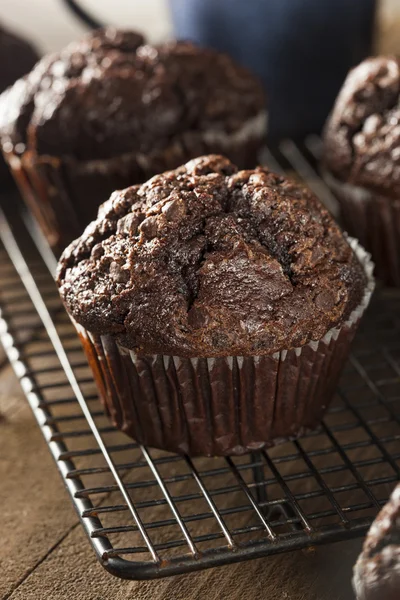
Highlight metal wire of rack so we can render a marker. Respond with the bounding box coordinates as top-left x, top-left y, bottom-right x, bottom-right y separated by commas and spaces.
0, 138, 399, 580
